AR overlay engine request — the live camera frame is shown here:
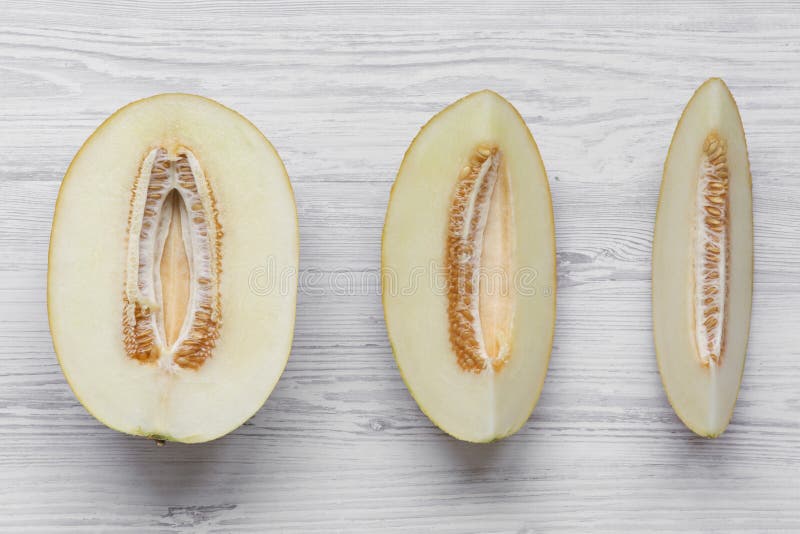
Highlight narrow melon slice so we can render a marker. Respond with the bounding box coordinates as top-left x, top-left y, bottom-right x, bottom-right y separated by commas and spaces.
382, 90, 556, 442
653, 78, 753, 437
48, 94, 298, 443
